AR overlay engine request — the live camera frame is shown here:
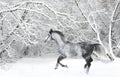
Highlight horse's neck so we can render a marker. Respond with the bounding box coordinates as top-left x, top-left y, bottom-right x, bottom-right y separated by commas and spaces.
54, 34, 65, 47
56, 37, 65, 47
